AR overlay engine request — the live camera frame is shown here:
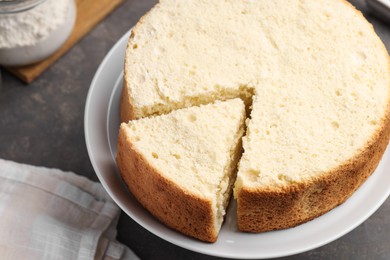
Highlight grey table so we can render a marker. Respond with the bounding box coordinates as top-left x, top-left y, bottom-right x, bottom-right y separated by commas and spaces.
1, 0, 389, 259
